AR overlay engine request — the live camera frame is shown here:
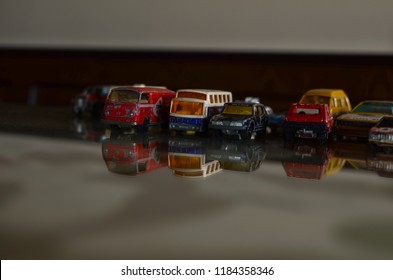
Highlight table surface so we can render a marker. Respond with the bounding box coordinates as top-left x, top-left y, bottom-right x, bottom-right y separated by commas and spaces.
1, 104, 393, 260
